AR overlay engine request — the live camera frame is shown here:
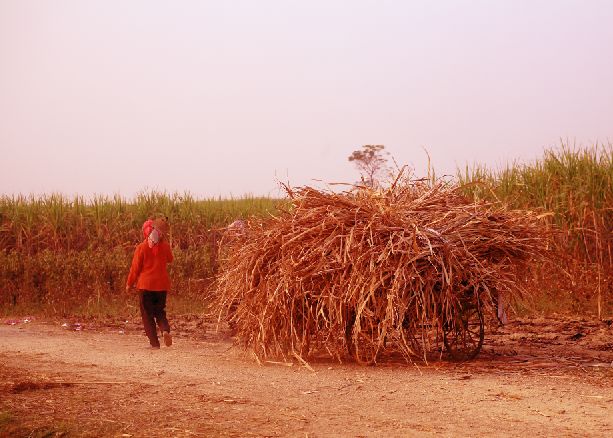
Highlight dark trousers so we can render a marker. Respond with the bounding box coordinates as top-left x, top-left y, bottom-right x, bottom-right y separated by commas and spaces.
139, 291, 170, 347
